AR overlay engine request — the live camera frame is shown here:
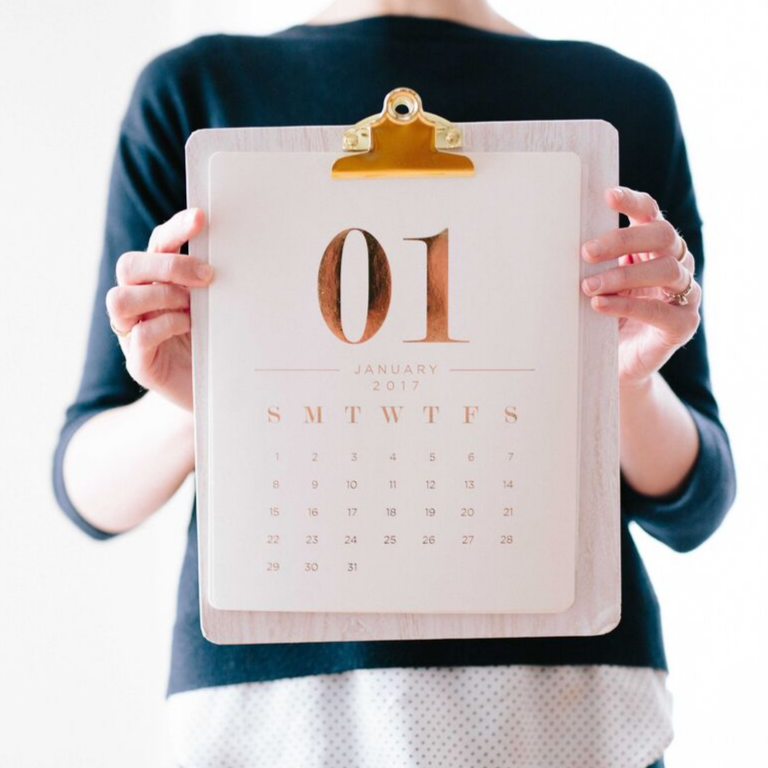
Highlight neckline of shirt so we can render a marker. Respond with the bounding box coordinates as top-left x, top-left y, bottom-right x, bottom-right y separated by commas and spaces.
277, 14, 542, 42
